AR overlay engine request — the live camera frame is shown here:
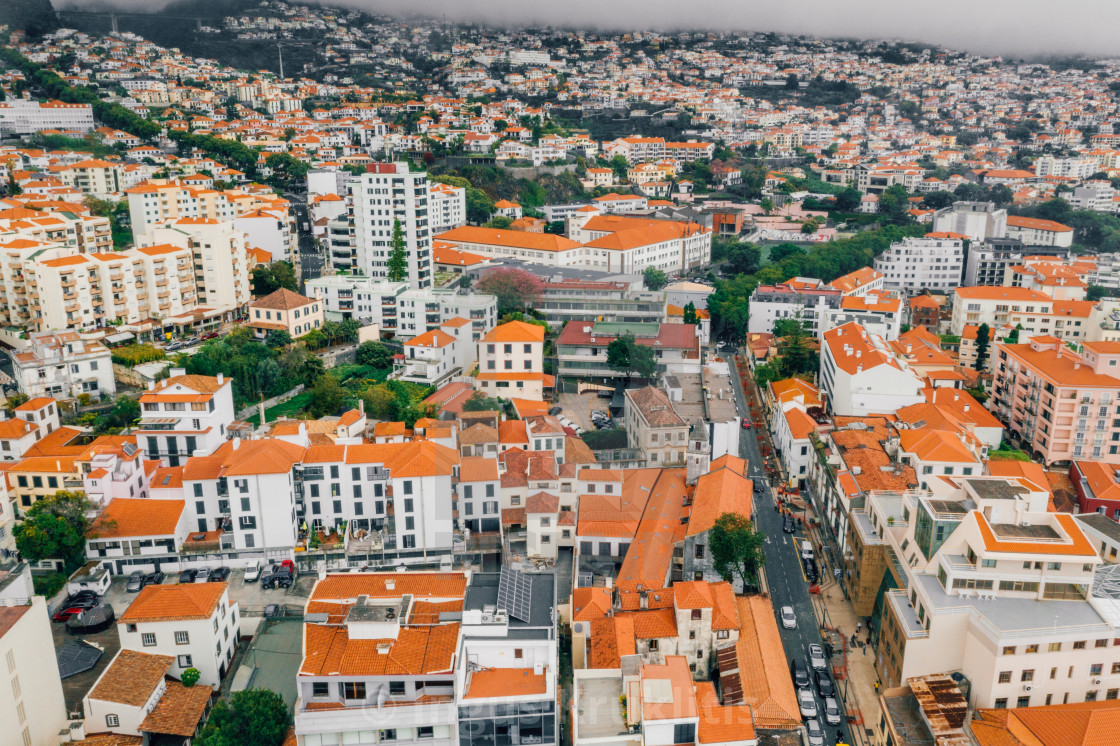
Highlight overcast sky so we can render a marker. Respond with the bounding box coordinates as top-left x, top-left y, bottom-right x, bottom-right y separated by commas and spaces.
58, 0, 1120, 58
